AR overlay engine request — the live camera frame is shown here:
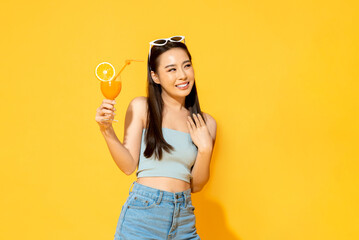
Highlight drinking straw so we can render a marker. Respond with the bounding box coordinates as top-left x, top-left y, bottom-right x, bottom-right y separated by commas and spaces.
114, 59, 144, 81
